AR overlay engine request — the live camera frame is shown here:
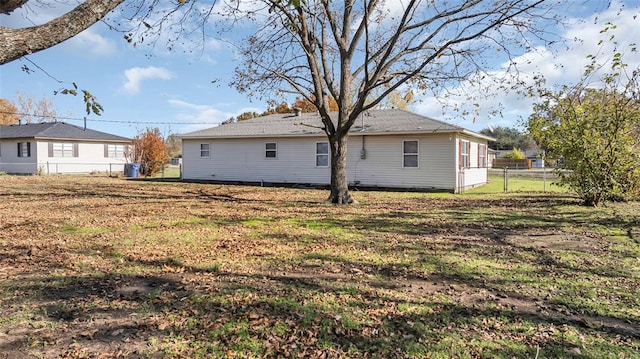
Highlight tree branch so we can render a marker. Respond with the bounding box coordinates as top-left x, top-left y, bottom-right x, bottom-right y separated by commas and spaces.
0, 0, 125, 65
